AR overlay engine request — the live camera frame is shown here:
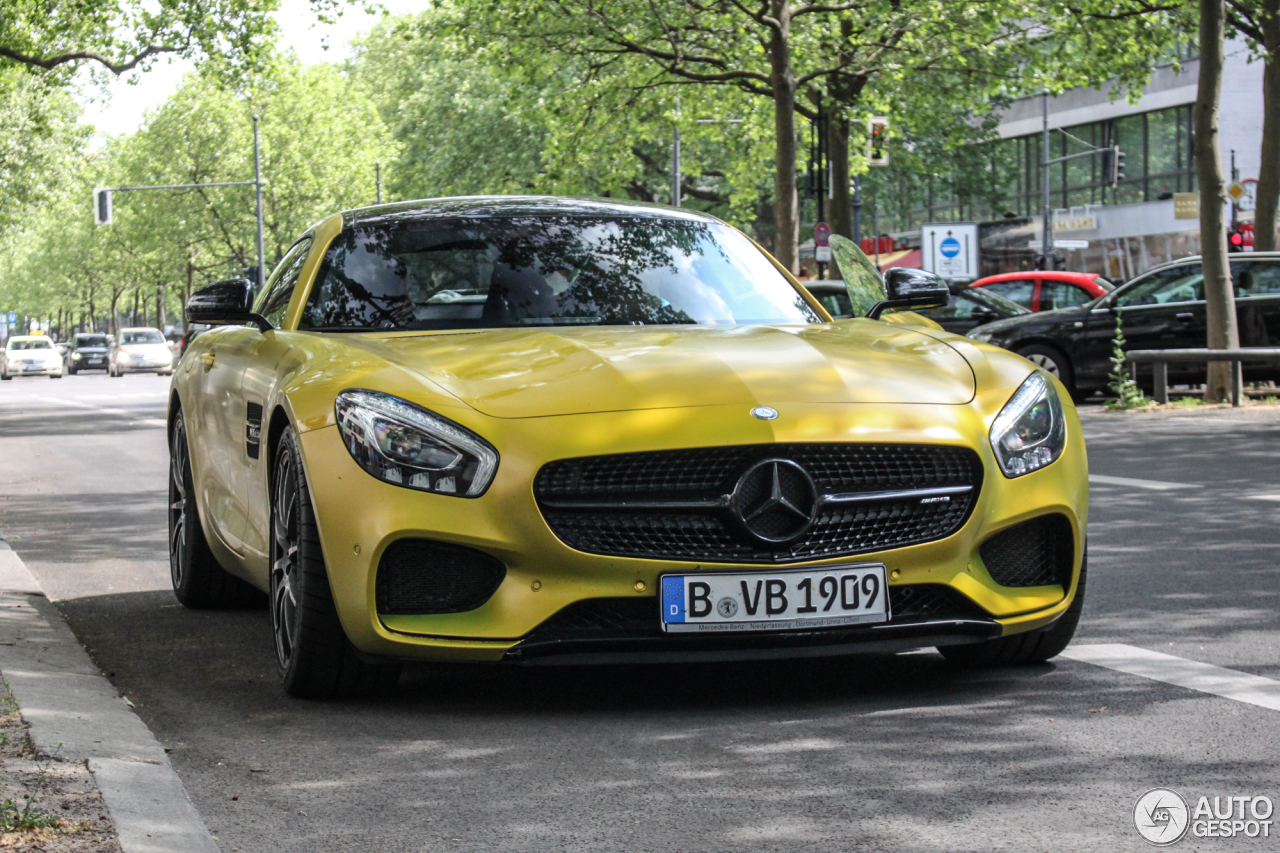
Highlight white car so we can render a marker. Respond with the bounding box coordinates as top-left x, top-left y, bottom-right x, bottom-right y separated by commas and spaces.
109, 327, 174, 377
1, 335, 64, 380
